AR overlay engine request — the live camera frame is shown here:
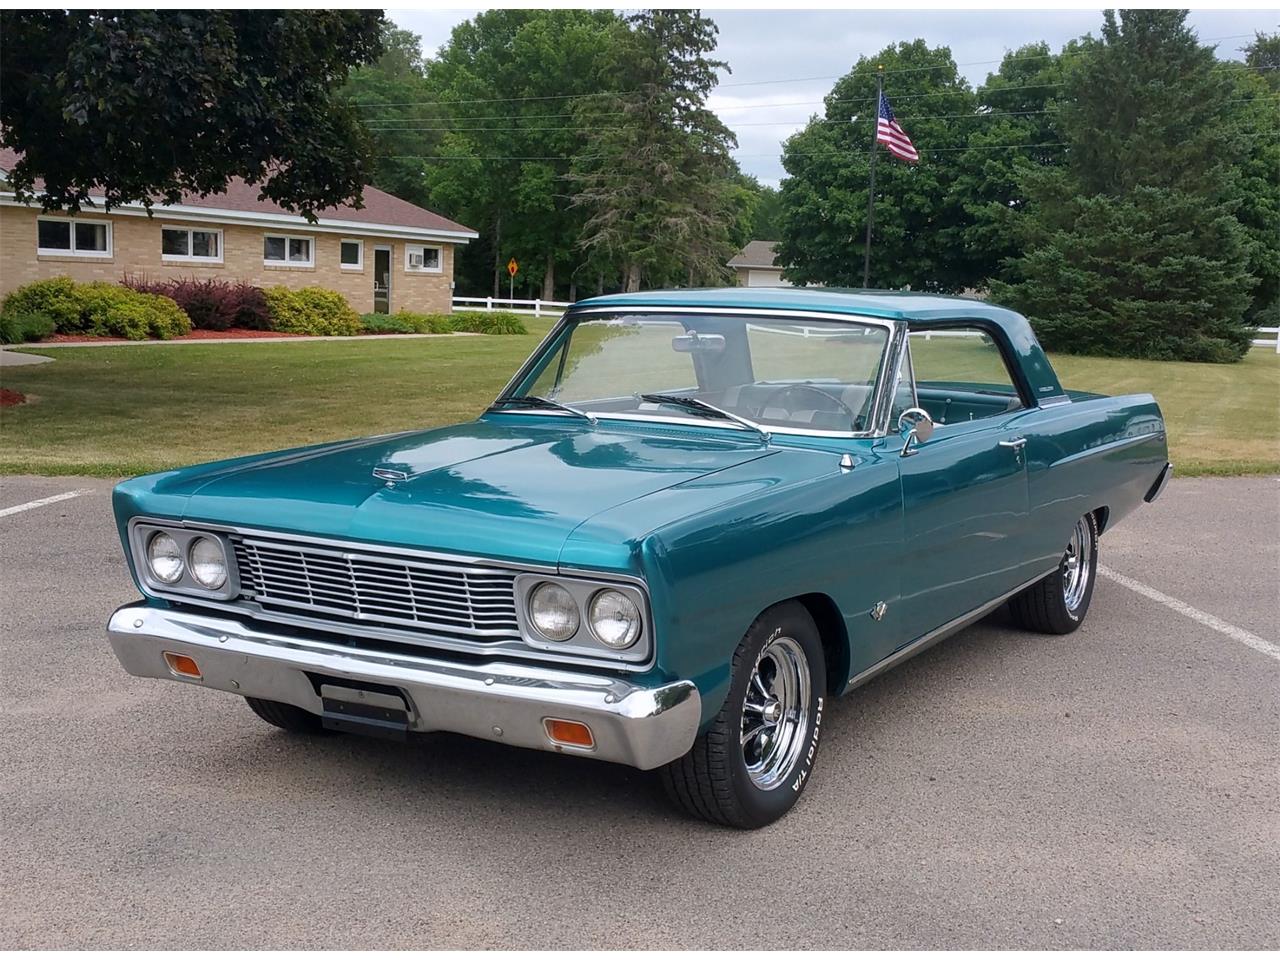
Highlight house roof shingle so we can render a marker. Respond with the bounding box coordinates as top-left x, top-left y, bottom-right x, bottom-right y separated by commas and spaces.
727, 240, 783, 270
0, 147, 475, 237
